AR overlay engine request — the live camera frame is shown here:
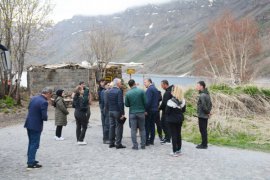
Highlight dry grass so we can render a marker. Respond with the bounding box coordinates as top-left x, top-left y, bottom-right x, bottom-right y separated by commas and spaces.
183, 87, 270, 151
